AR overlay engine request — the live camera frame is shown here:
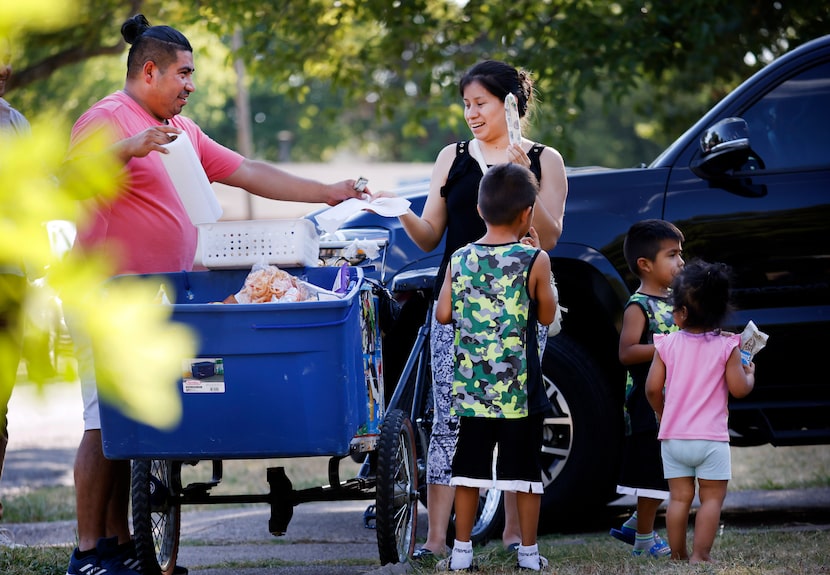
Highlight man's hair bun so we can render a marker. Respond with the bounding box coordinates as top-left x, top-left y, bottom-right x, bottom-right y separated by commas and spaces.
121, 14, 152, 45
